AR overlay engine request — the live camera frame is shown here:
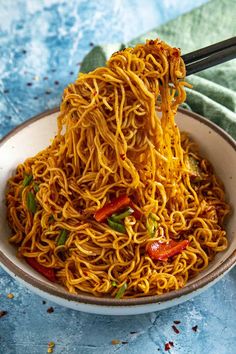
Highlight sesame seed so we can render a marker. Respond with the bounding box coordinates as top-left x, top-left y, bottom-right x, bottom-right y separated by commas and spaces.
48, 342, 55, 348
111, 340, 121, 345
47, 341, 55, 353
